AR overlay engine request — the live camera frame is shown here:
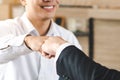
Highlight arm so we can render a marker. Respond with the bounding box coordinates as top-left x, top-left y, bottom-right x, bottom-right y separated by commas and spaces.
0, 22, 31, 63
68, 32, 82, 49
57, 46, 120, 80
0, 34, 48, 64
0, 21, 48, 64
41, 36, 120, 80
0, 34, 32, 64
